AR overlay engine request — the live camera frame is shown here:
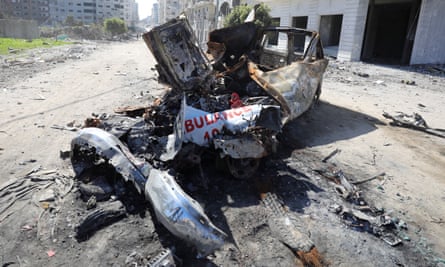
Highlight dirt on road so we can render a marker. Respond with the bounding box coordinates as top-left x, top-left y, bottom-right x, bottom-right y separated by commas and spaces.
0, 40, 444, 266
